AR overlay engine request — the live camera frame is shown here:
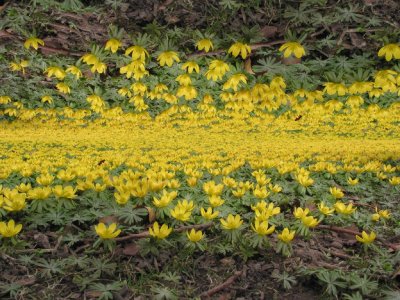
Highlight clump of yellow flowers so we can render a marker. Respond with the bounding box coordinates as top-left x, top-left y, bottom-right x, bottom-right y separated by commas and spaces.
0, 33, 396, 261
